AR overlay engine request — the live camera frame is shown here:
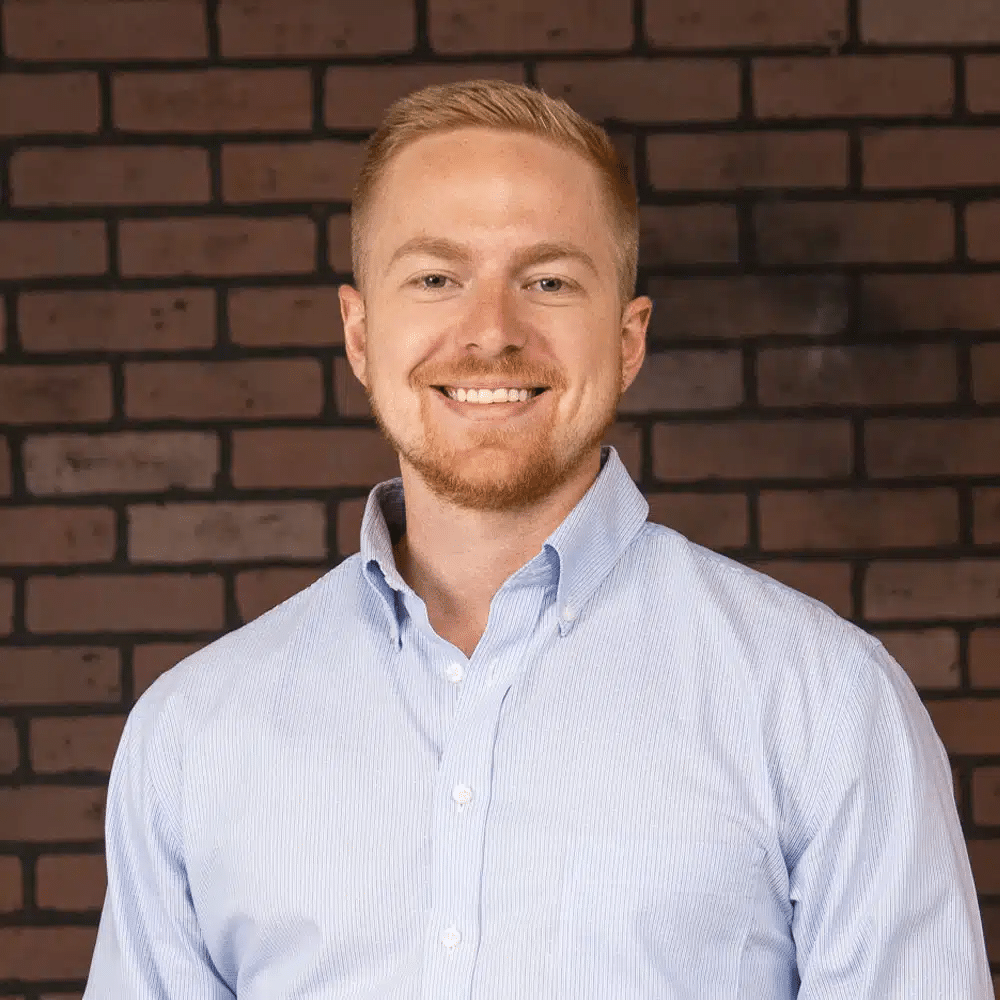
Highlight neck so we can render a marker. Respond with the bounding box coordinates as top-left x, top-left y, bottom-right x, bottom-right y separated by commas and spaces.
392, 450, 602, 638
